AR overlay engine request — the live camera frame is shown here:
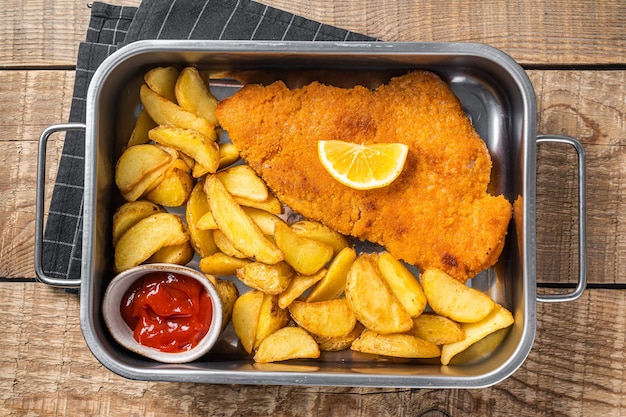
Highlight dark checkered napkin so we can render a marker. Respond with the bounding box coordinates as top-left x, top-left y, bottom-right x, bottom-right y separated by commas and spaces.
41, 0, 373, 284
